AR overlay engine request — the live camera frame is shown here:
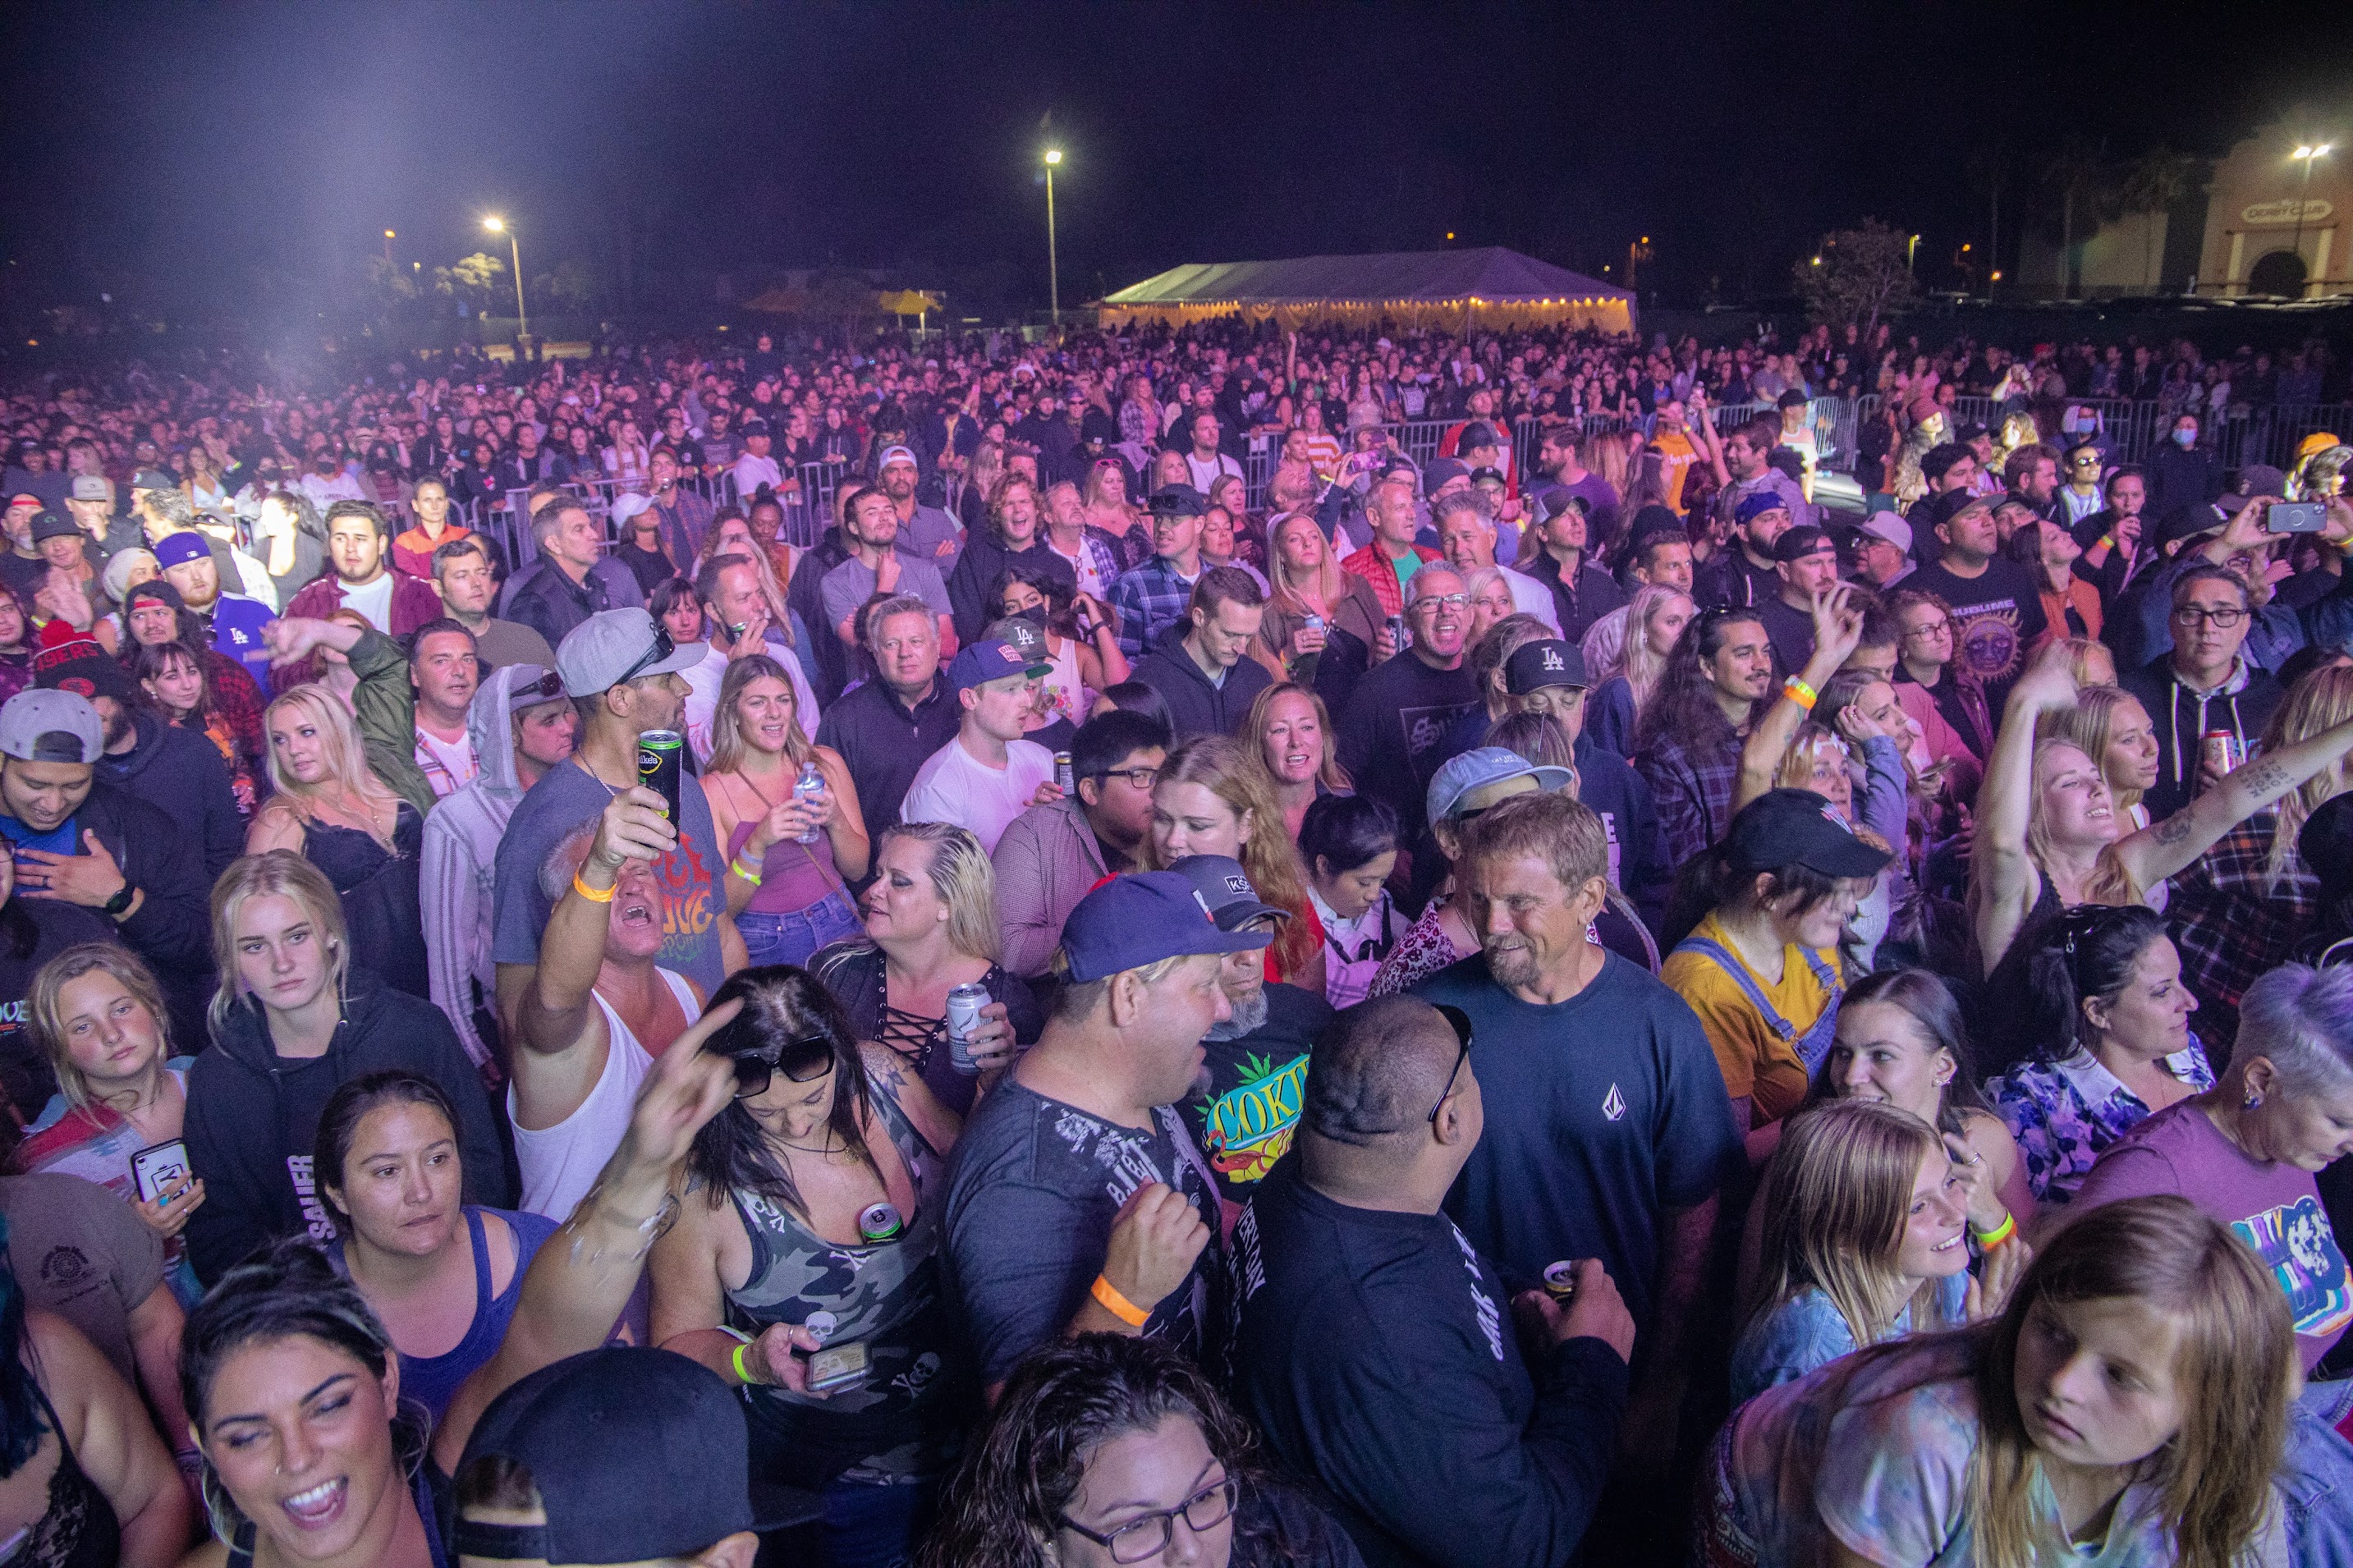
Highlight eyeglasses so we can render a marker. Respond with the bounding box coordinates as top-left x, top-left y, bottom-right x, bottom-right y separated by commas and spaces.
616, 625, 676, 685
722, 1033, 836, 1098
1087, 764, 1161, 791
1900, 619, 1952, 640
2171, 604, 2246, 629
1059, 1479, 1238, 1564
1411, 593, 1469, 612
1426, 1004, 1475, 1124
